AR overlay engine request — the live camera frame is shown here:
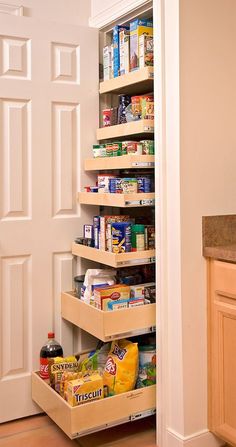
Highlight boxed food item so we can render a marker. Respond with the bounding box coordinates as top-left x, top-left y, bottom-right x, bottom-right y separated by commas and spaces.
66, 372, 103, 406
102, 108, 112, 127
107, 298, 129, 310
129, 298, 145, 307
145, 225, 155, 249
139, 35, 153, 68
84, 224, 93, 240
98, 174, 116, 193
100, 215, 130, 251
94, 284, 130, 310
141, 94, 154, 120
103, 45, 113, 81
48, 356, 79, 392
130, 19, 153, 71
120, 29, 130, 76
130, 282, 155, 302
112, 222, 132, 253
120, 178, 138, 194
113, 25, 129, 78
